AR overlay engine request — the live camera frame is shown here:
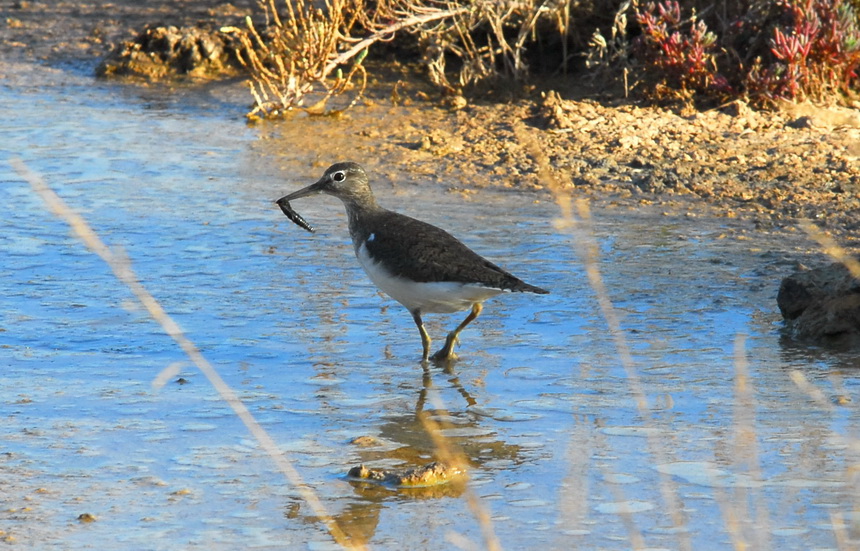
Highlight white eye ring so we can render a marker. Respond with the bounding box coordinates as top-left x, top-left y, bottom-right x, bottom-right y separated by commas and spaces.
332, 171, 346, 182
